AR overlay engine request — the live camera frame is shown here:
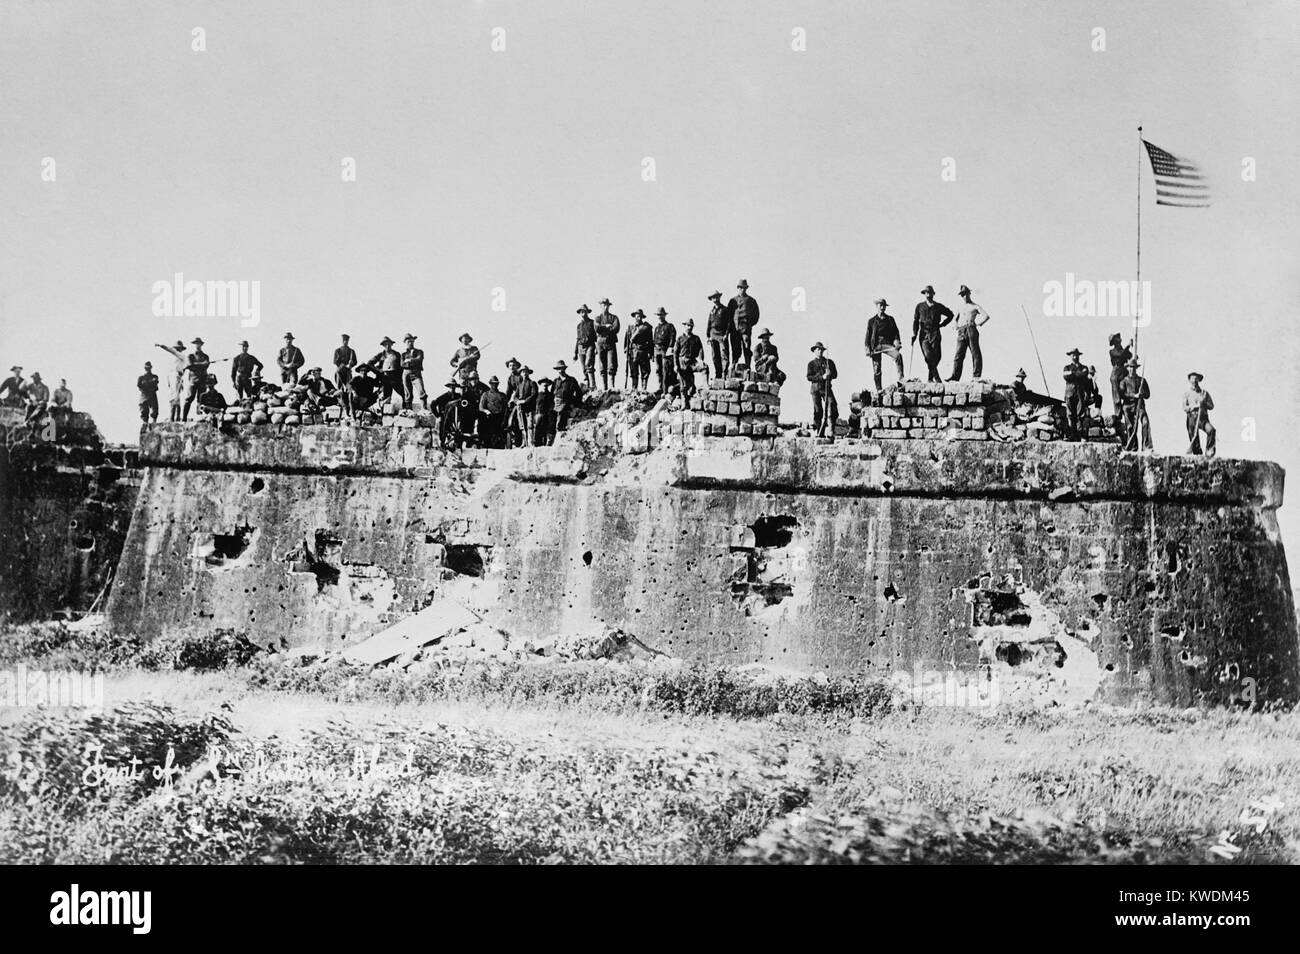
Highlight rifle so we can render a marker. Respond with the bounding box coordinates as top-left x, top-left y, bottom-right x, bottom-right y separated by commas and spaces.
1186, 399, 1207, 455
908, 337, 916, 379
